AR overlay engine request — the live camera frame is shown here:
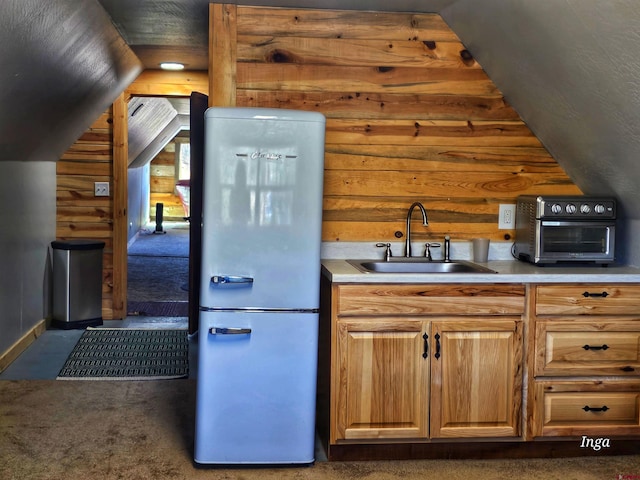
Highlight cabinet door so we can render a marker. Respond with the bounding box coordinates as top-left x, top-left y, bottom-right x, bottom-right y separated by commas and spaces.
430, 319, 523, 438
334, 318, 429, 441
